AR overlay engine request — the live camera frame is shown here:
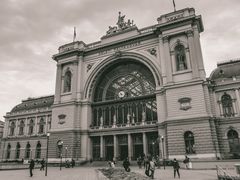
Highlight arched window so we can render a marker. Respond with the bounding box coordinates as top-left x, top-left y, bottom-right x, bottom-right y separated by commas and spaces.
28, 119, 34, 135
15, 142, 21, 159
227, 129, 240, 154
175, 44, 187, 71
63, 70, 72, 93
6, 144, 11, 159
25, 143, 31, 159
184, 131, 195, 154
222, 93, 234, 117
9, 121, 16, 136
19, 120, 25, 135
38, 118, 45, 134
35, 142, 41, 159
